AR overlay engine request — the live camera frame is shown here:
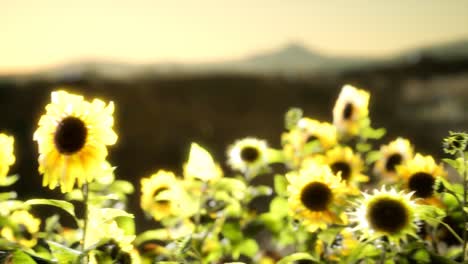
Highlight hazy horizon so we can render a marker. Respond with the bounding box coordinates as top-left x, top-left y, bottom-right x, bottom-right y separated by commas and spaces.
2, 0, 468, 74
